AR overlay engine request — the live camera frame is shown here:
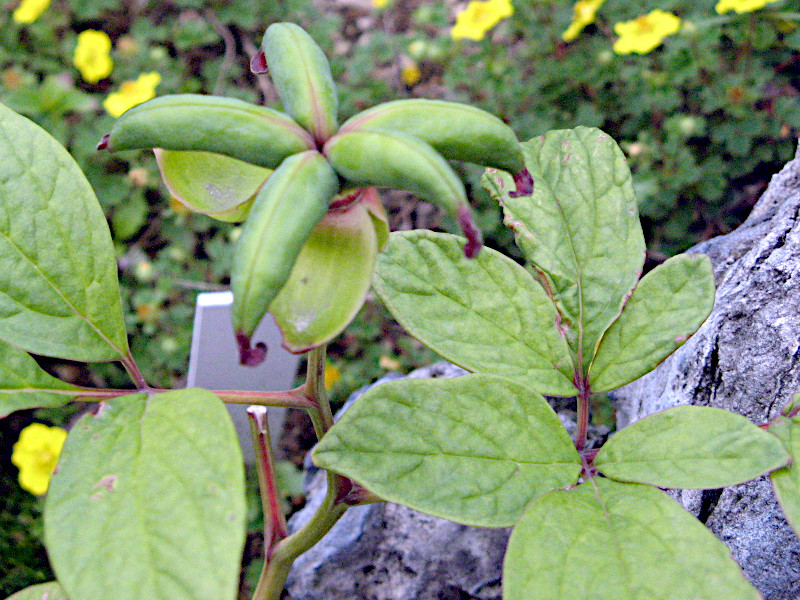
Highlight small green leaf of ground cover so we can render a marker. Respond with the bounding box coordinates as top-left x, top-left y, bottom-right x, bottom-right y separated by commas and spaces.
44, 389, 246, 600
0, 339, 82, 418
504, 478, 761, 600
0, 103, 128, 362
313, 373, 581, 527
589, 253, 716, 392
373, 231, 577, 396
768, 415, 800, 538
6, 582, 68, 600
595, 406, 789, 488
483, 127, 646, 370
